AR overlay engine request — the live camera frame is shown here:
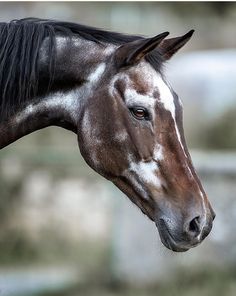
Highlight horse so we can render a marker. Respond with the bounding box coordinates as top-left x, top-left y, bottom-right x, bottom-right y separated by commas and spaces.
0, 18, 215, 252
